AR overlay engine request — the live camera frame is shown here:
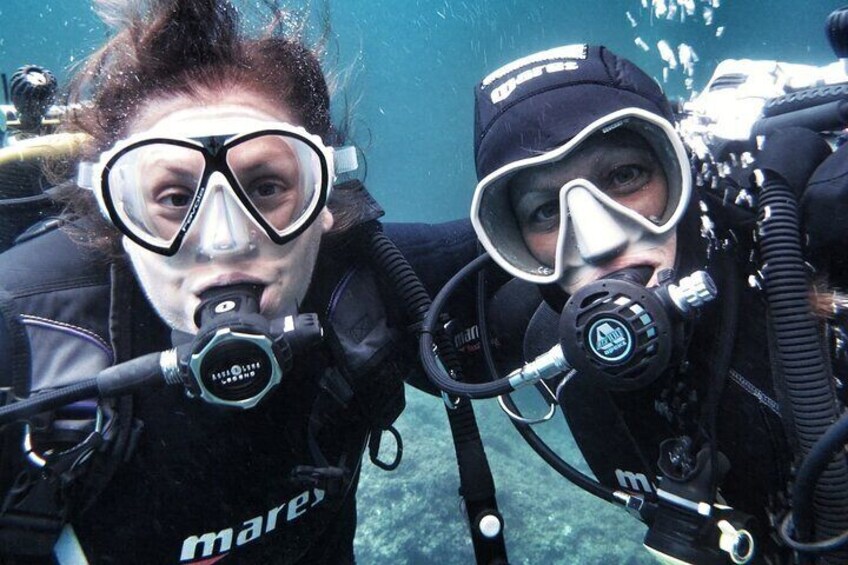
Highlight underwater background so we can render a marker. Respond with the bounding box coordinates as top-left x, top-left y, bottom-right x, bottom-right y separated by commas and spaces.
0, 1, 844, 563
